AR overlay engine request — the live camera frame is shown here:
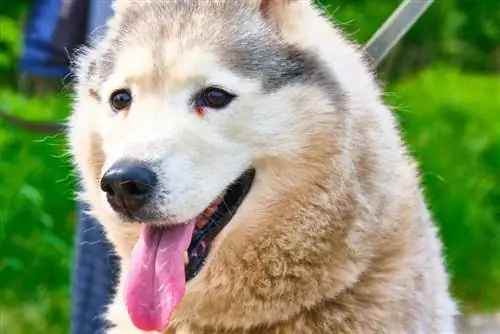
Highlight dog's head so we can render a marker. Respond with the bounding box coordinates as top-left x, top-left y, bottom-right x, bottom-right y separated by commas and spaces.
69, 0, 344, 226
68, 1, 389, 331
